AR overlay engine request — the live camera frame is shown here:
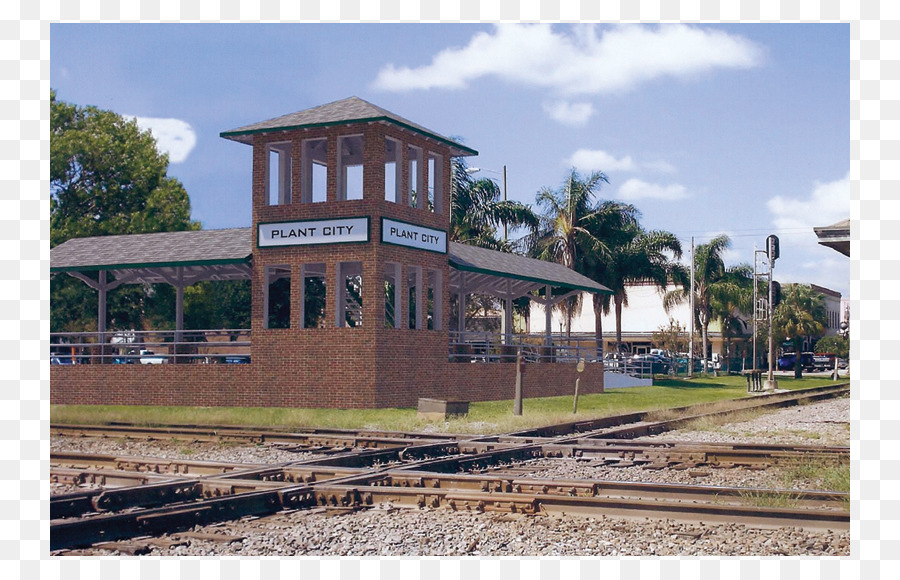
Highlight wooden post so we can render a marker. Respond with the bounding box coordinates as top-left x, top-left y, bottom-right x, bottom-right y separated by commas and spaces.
514, 348, 523, 416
